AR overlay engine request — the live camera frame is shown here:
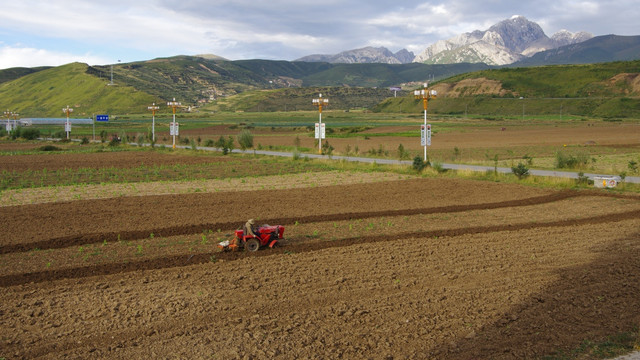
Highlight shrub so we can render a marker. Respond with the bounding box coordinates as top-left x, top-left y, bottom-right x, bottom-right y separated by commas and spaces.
137, 134, 145, 147
397, 144, 410, 160
576, 172, 590, 185
412, 156, 429, 172
81, 137, 90, 145
511, 162, 530, 179
432, 162, 447, 173
215, 136, 234, 155
39, 145, 61, 151
237, 129, 254, 150
205, 139, 214, 147
321, 140, 334, 155
18, 127, 39, 140
628, 160, 638, 174
555, 150, 589, 169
